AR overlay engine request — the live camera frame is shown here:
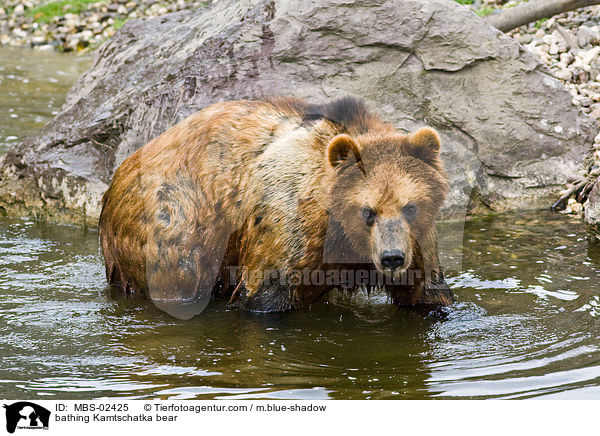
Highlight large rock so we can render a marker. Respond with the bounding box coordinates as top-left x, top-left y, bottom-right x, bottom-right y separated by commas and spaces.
0, 0, 596, 226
